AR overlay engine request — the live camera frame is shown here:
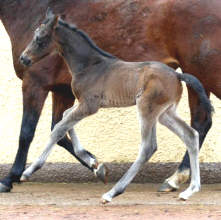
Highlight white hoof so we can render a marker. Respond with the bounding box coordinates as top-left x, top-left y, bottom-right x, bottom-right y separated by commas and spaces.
101, 193, 112, 204
179, 191, 189, 201
179, 185, 200, 200
20, 174, 29, 182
